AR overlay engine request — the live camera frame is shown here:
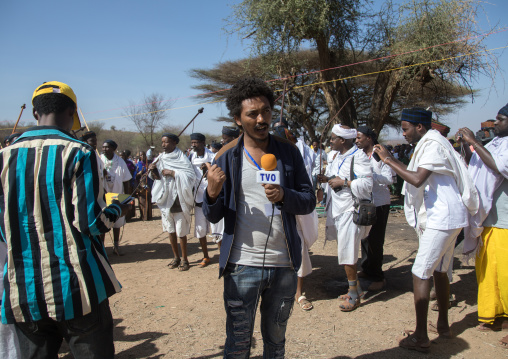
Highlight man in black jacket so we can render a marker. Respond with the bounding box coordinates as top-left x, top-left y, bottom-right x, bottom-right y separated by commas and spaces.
203, 77, 315, 358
